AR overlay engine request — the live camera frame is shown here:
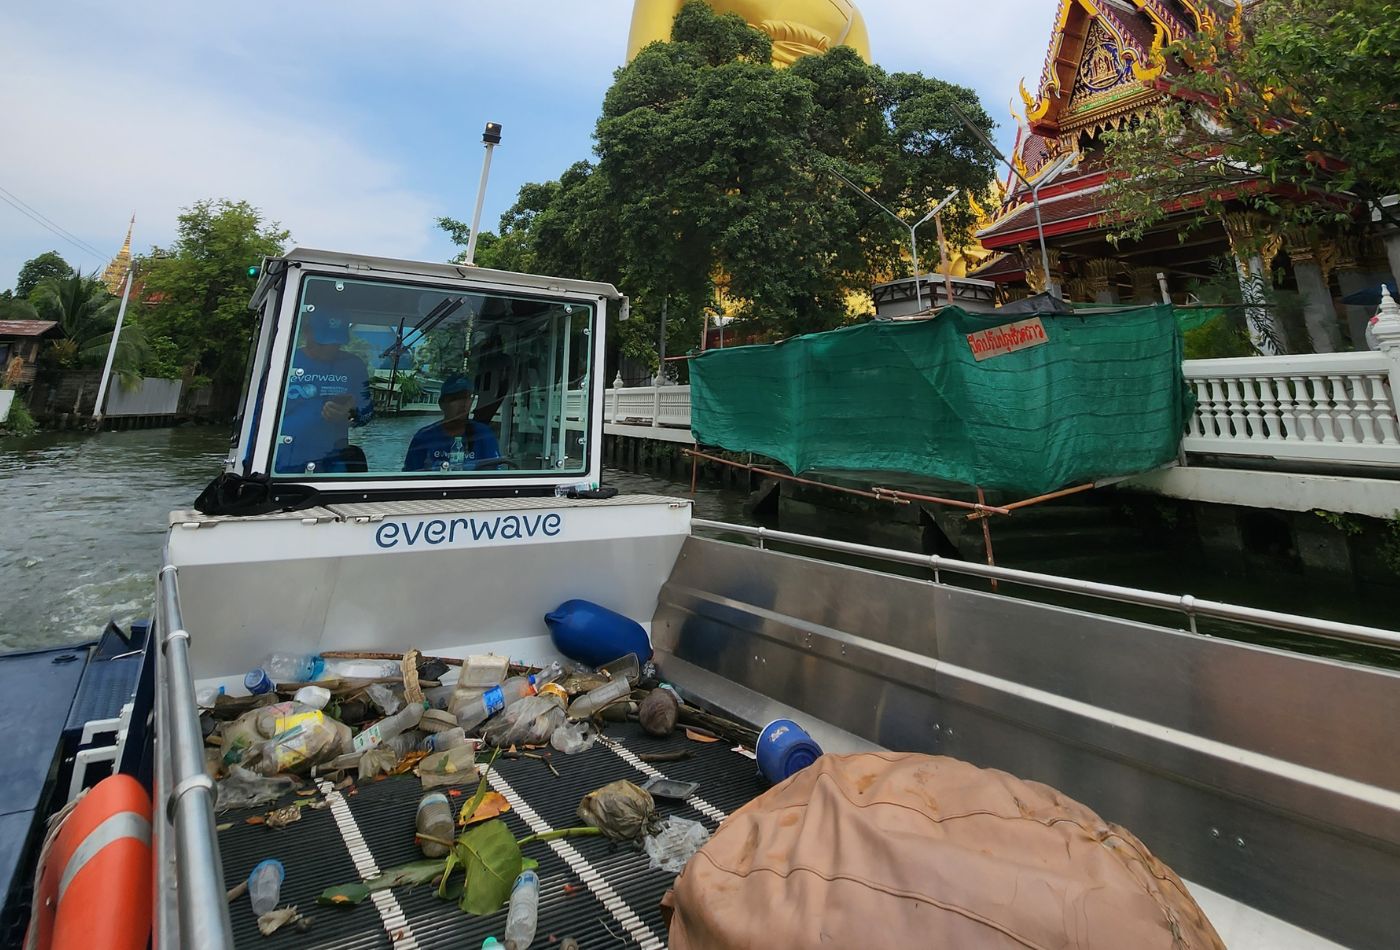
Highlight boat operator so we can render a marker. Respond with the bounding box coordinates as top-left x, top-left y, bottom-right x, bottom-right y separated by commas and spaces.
274, 307, 374, 474
403, 373, 503, 472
